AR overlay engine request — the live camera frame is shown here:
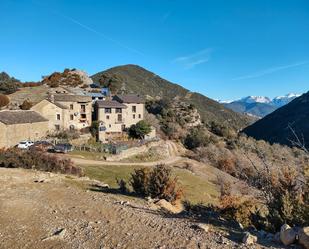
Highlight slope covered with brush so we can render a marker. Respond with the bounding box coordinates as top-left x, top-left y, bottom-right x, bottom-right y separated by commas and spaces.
92, 65, 254, 129
243, 92, 309, 148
